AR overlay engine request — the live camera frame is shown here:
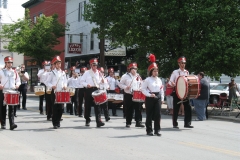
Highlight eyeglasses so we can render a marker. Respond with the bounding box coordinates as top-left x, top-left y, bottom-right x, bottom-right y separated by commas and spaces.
132, 68, 138, 70
92, 64, 97, 66
180, 62, 186, 64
